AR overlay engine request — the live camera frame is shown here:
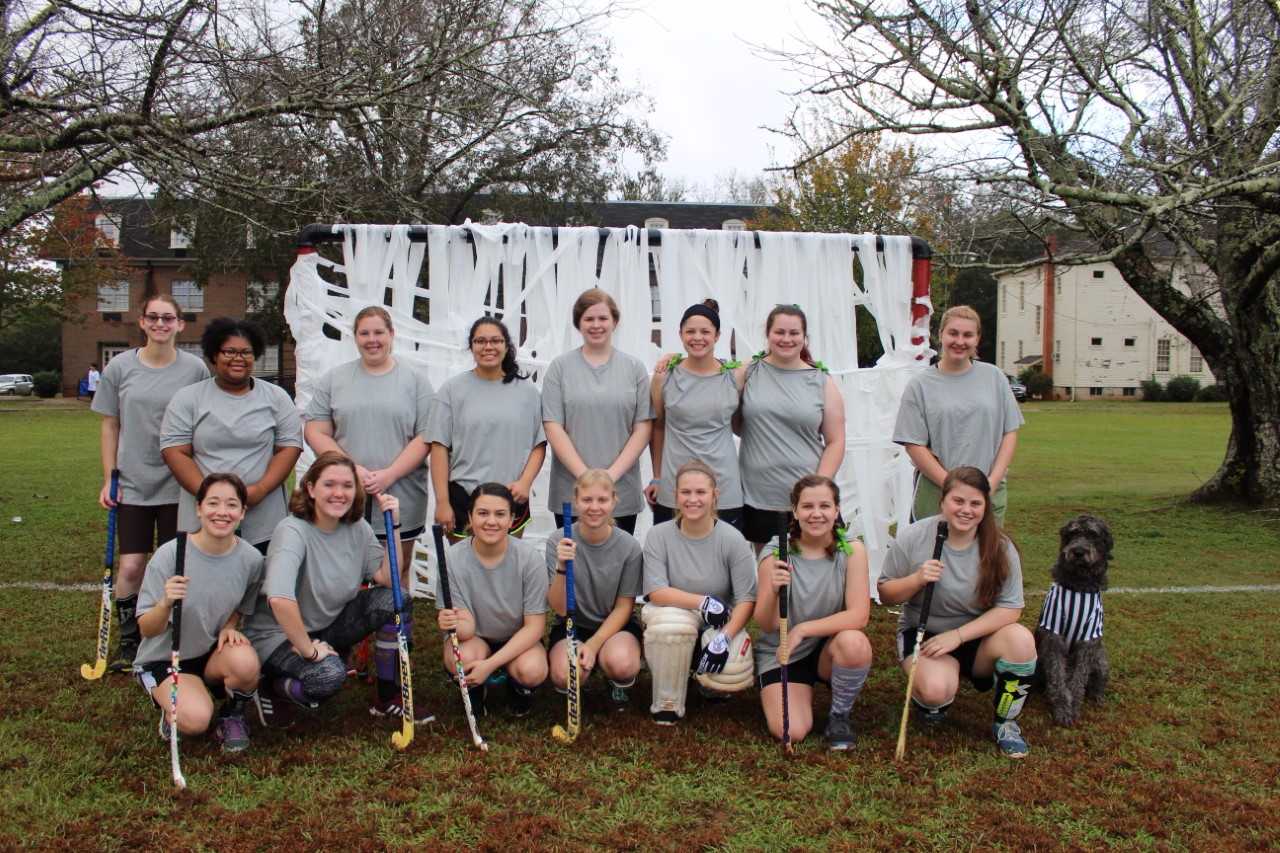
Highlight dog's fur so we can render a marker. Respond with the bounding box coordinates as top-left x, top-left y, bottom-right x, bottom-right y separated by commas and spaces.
1036, 514, 1112, 726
